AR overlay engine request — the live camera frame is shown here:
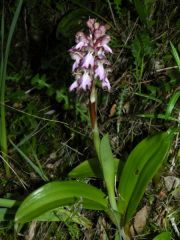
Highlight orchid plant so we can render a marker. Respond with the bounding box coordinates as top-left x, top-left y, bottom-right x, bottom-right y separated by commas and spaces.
0, 18, 174, 240
69, 18, 113, 161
